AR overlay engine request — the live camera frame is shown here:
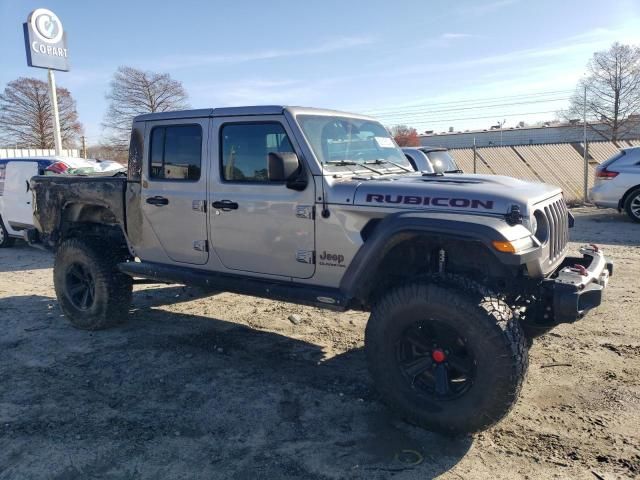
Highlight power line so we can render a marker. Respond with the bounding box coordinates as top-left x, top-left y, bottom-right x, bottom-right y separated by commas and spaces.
388, 109, 561, 126
361, 89, 574, 115
371, 97, 570, 120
